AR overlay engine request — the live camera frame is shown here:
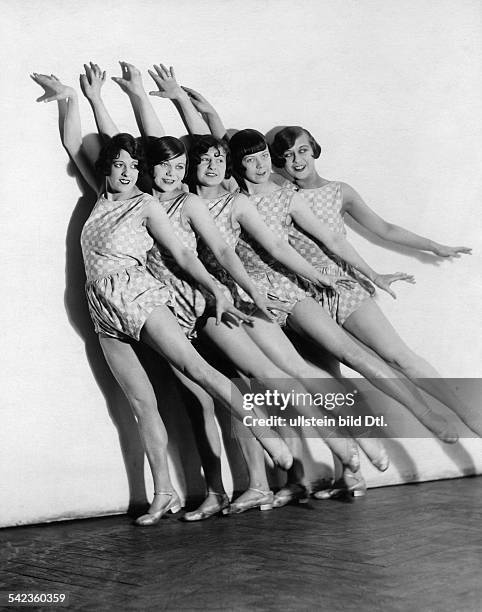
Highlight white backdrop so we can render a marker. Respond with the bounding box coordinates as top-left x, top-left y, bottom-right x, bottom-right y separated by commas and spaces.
1, 0, 481, 527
